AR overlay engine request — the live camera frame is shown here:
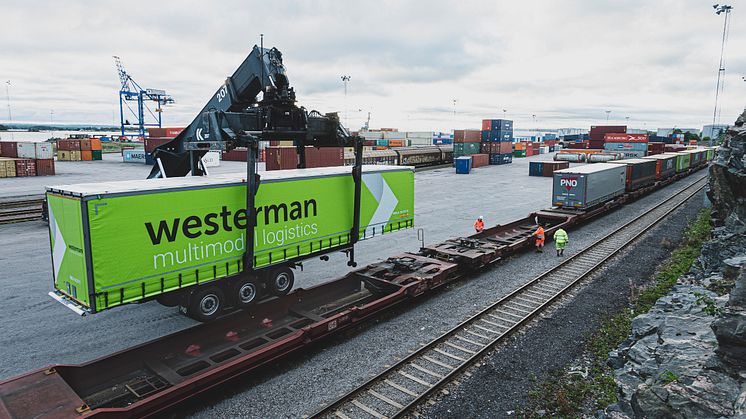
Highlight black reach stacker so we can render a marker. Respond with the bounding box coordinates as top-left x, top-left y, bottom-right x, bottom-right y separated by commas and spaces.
147, 44, 364, 321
